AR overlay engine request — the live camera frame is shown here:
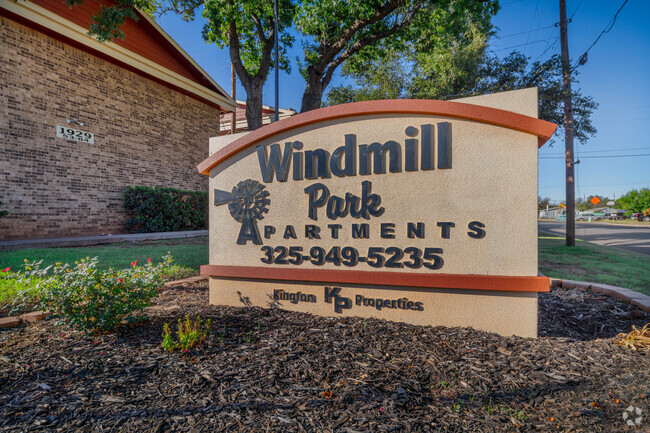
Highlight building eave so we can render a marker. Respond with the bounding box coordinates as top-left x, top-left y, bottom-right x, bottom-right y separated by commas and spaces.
0, 0, 237, 113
